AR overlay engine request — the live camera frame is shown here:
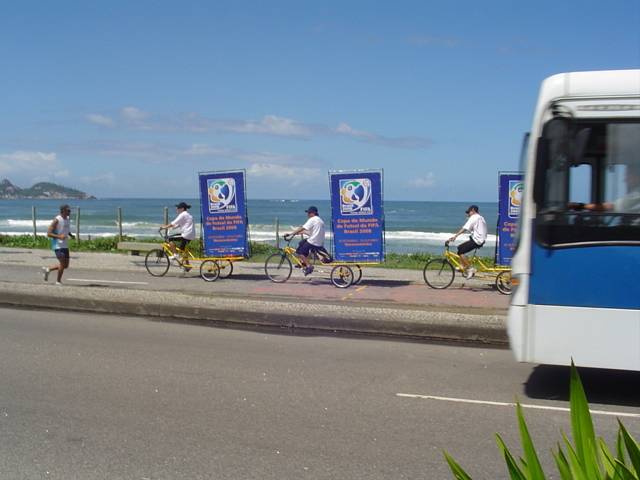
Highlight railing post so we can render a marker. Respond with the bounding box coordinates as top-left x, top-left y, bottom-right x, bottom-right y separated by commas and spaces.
117, 207, 123, 241
32, 206, 37, 240
75, 207, 80, 244
163, 206, 169, 226
275, 217, 279, 249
